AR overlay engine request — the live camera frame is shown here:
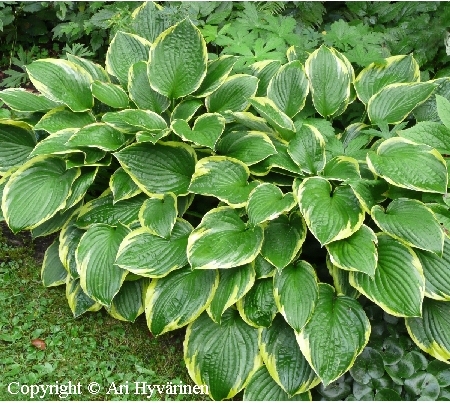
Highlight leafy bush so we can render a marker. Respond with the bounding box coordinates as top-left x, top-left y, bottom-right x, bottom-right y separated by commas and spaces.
2, 5, 450, 400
